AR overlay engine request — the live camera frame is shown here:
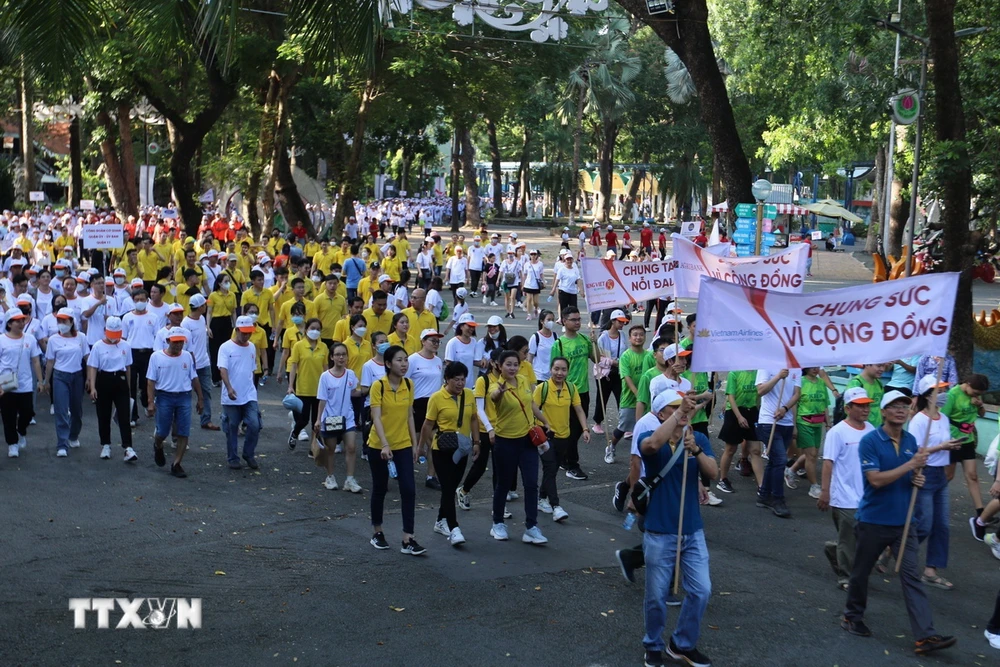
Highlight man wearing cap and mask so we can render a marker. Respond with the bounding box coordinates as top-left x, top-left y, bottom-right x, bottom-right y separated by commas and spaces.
840, 390, 955, 657
86, 316, 137, 462
181, 293, 219, 431
218, 315, 262, 470
146, 327, 204, 478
